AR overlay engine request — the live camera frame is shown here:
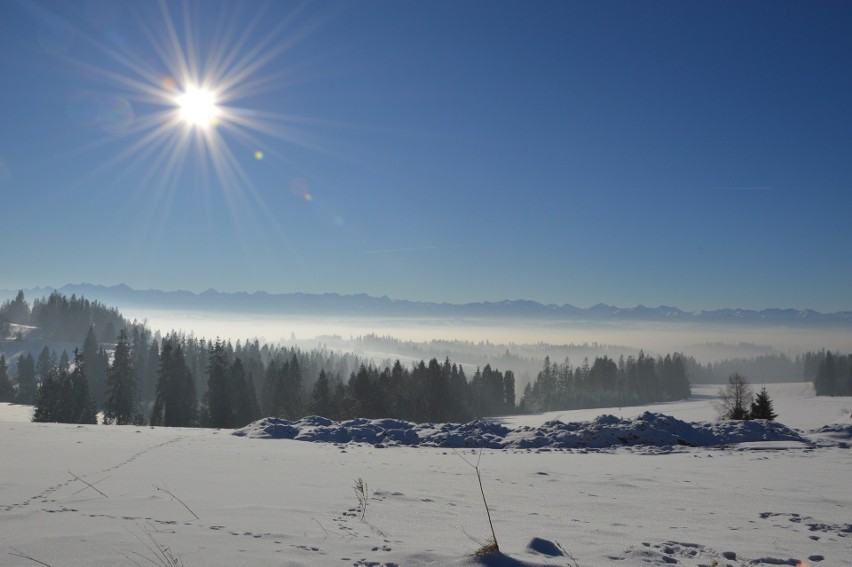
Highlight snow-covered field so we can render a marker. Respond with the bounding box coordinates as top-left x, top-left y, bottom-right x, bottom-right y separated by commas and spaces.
2, 383, 850, 566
